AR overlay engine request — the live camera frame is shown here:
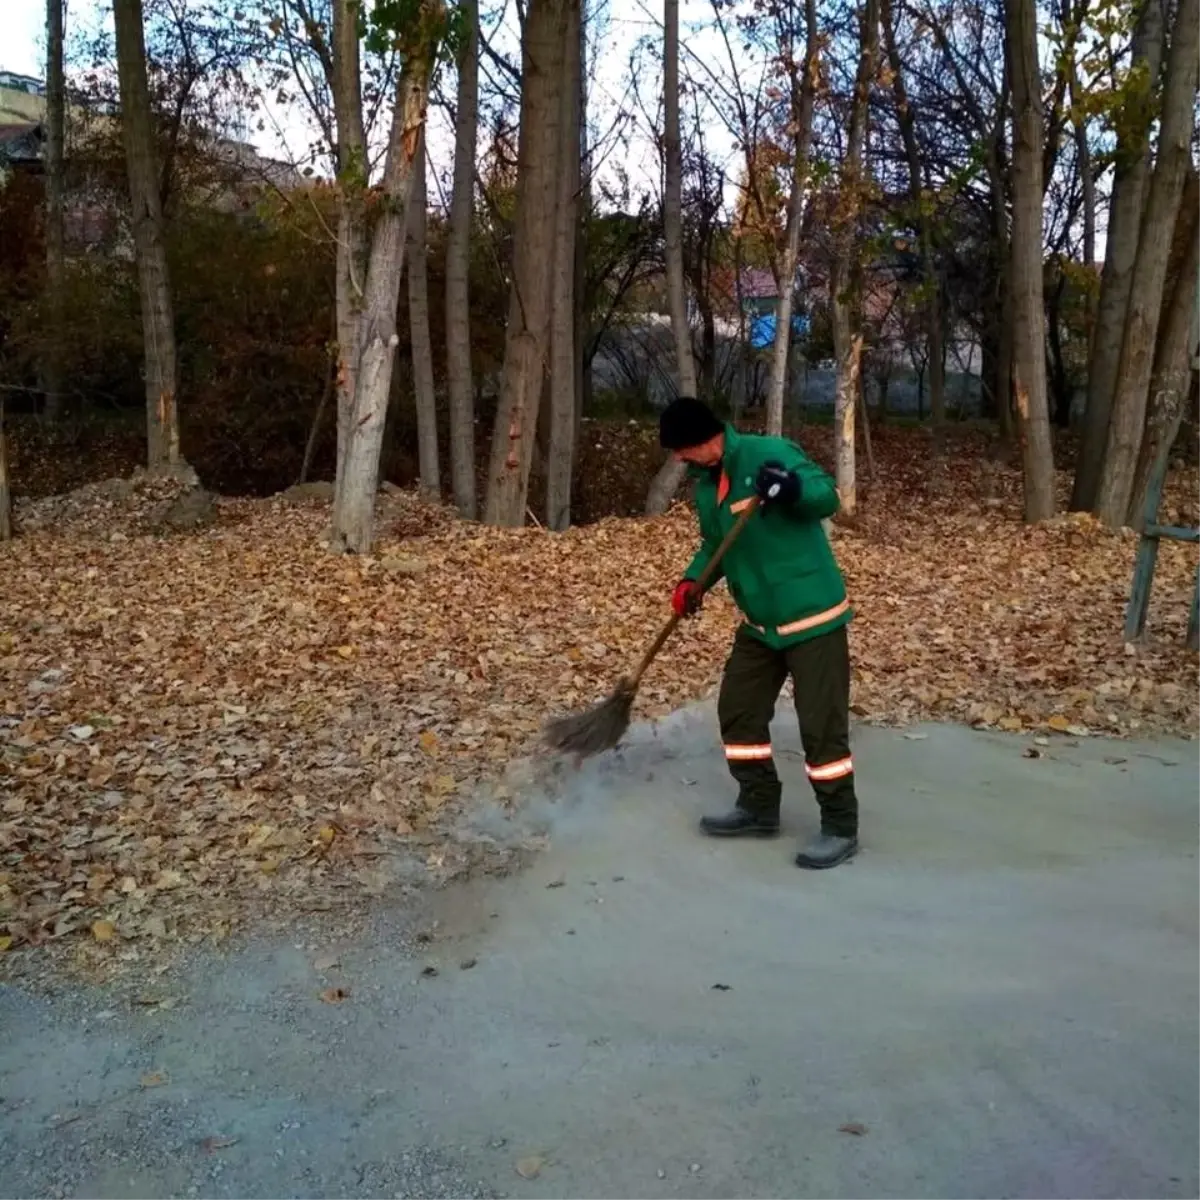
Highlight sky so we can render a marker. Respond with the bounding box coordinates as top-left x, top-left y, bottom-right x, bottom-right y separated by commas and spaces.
4, 0, 744, 211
